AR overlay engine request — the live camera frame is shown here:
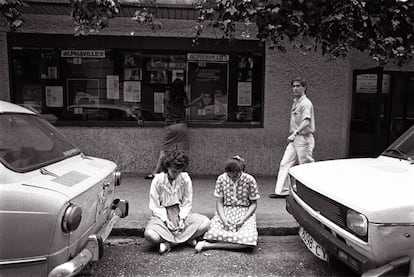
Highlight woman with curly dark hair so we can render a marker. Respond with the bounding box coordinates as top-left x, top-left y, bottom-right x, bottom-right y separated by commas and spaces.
144, 150, 210, 254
